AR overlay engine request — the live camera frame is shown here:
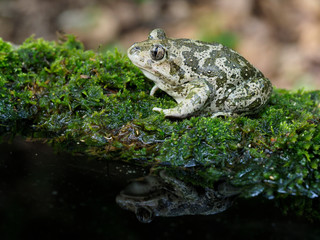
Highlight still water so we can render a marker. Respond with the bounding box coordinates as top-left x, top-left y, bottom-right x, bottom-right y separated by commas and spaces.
0, 138, 319, 240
